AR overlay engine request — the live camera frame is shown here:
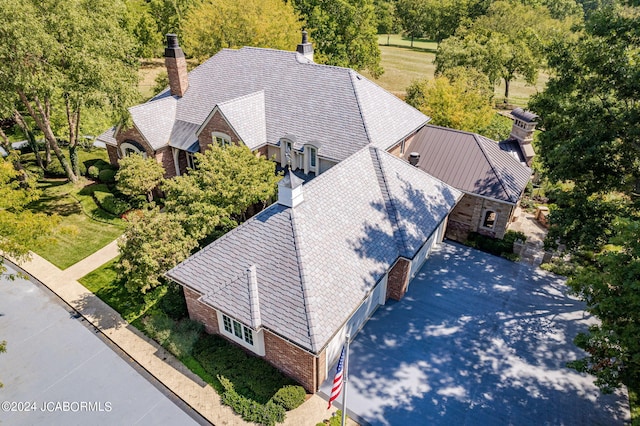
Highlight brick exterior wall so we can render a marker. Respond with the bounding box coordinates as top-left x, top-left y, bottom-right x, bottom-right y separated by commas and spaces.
255, 145, 269, 157
386, 258, 411, 301
166, 56, 189, 97
263, 330, 319, 392
446, 194, 514, 241
106, 145, 119, 167
198, 110, 241, 153
183, 287, 219, 335
155, 146, 177, 178
116, 126, 154, 157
